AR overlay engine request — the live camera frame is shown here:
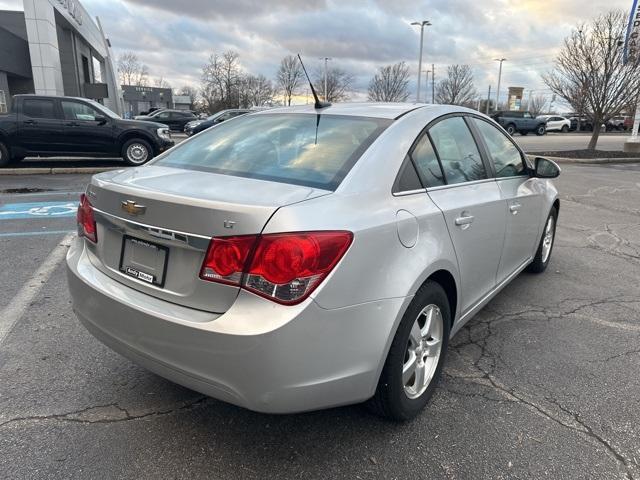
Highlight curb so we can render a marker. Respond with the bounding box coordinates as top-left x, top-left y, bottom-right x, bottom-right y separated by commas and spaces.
0, 167, 121, 175
528, 155, 640, 164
